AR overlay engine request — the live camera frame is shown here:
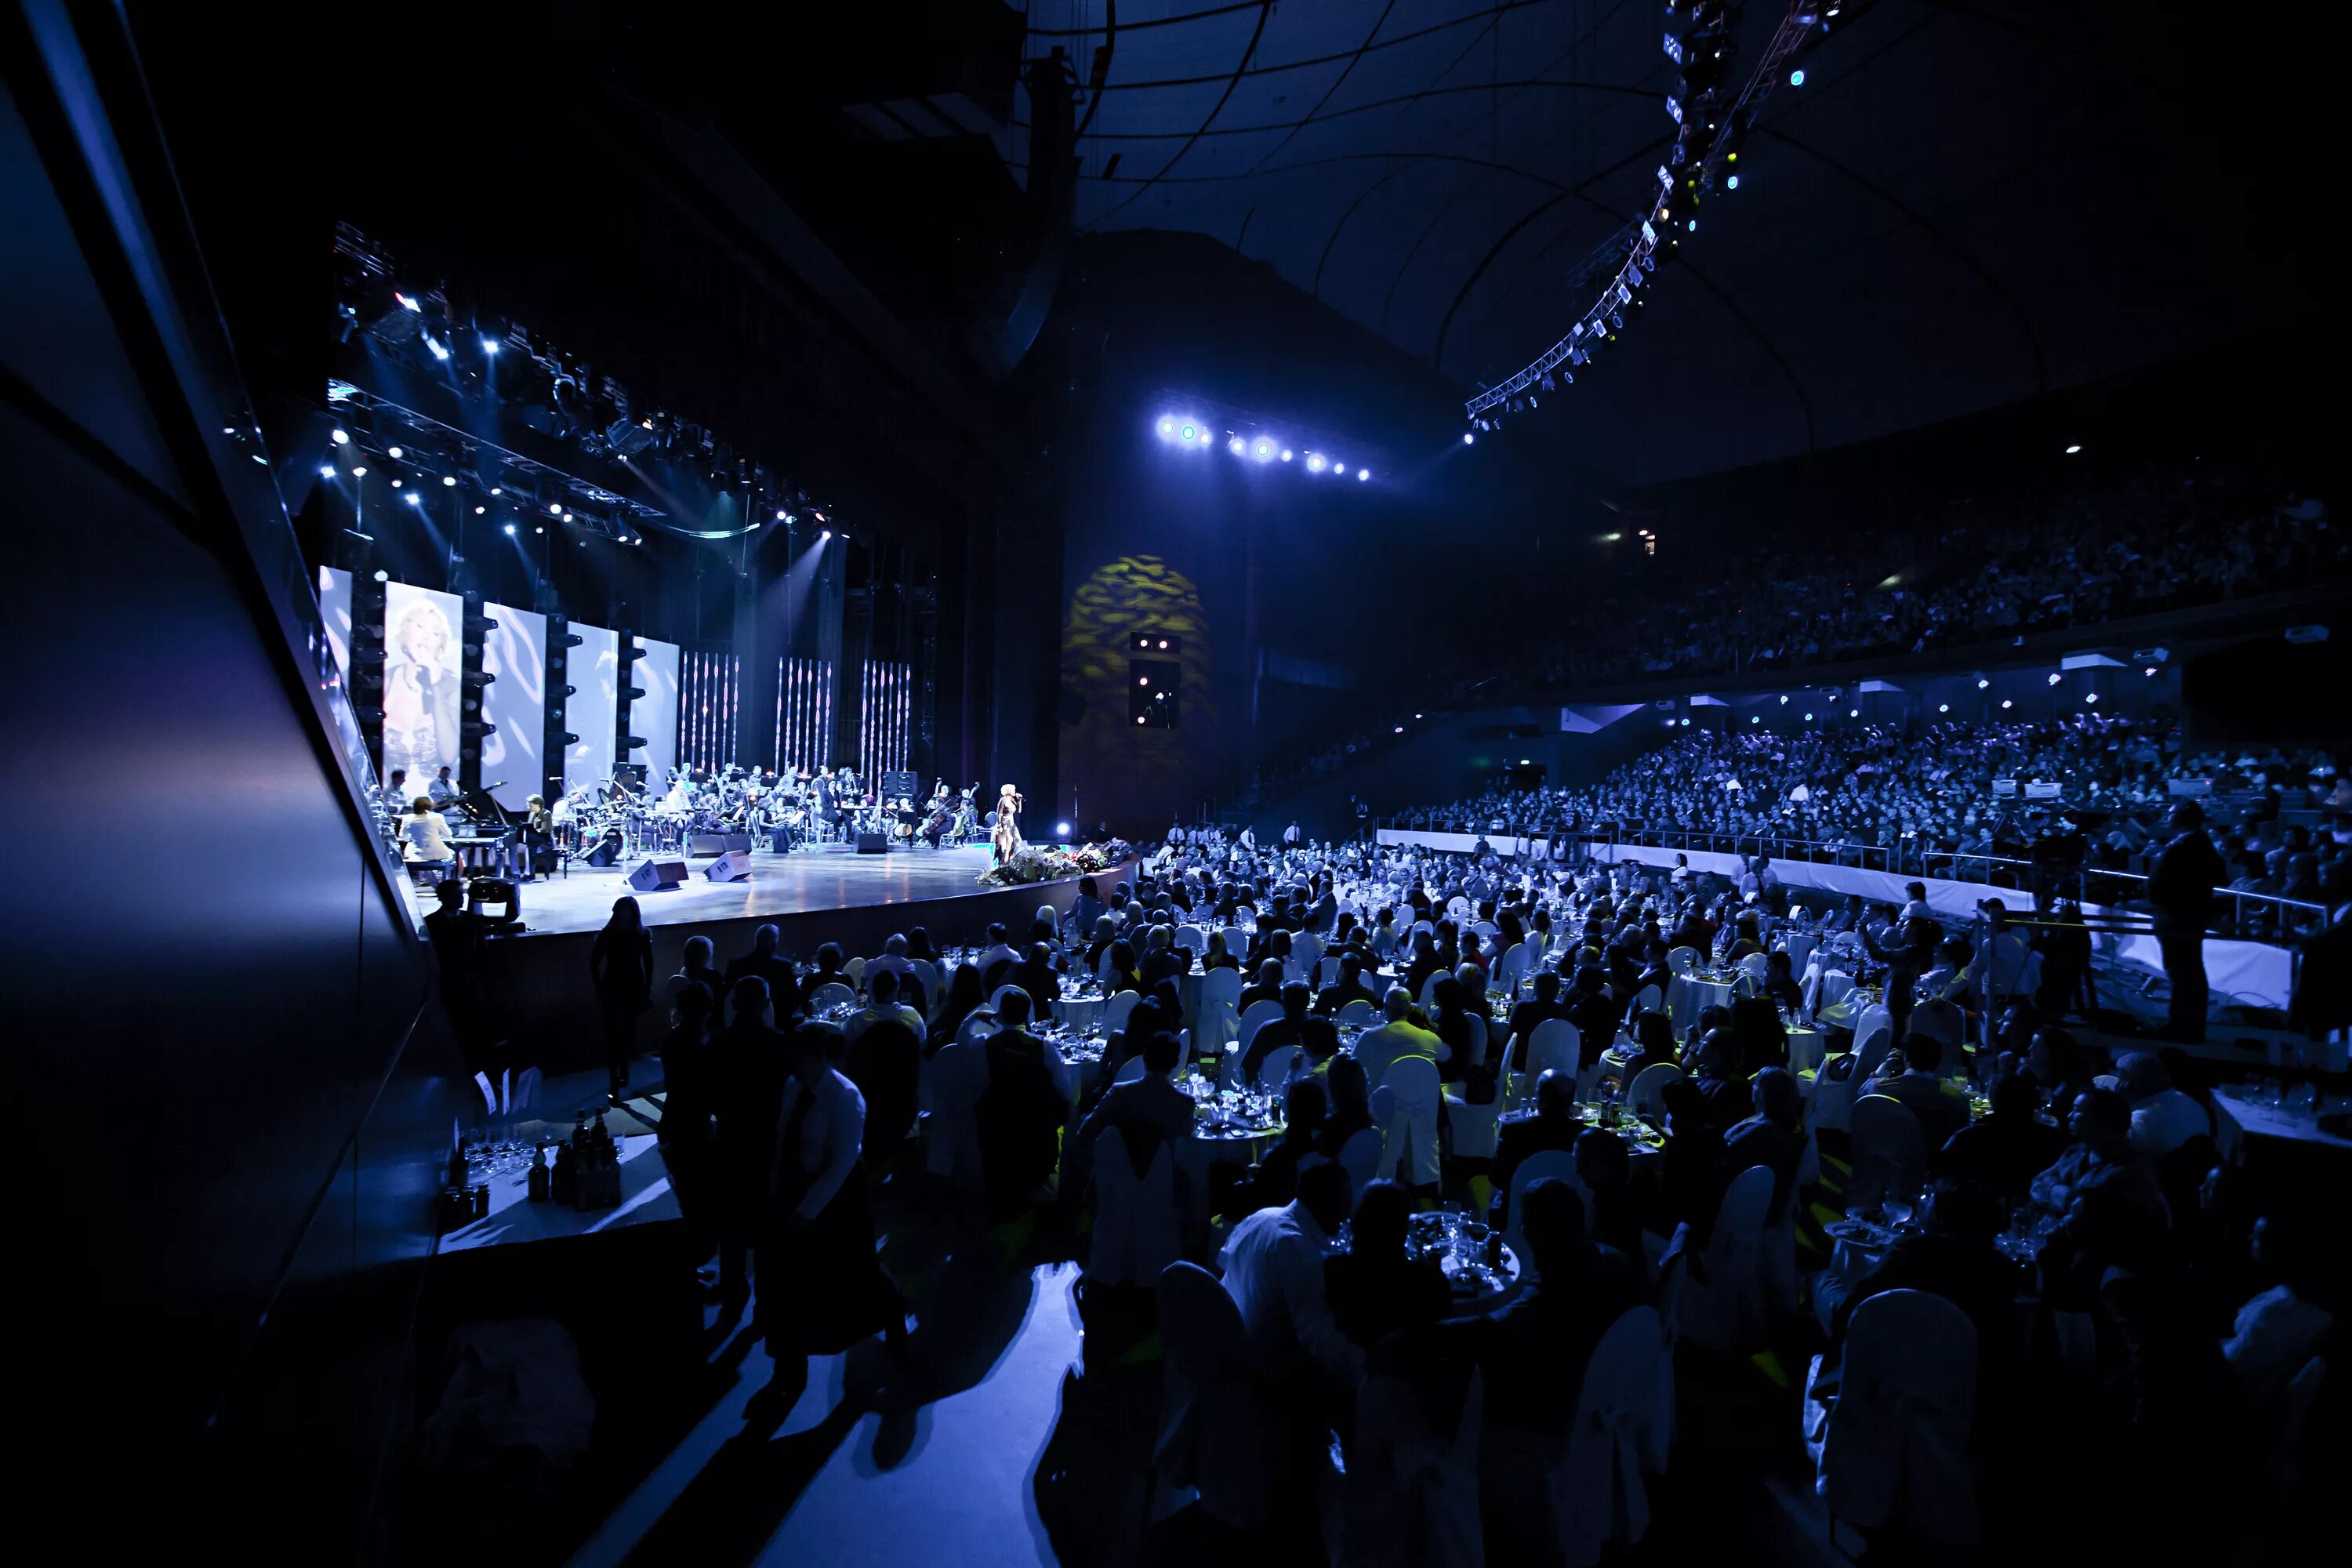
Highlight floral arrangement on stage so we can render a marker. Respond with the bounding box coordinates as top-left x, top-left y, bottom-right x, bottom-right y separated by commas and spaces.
978, 840, 1135, 888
